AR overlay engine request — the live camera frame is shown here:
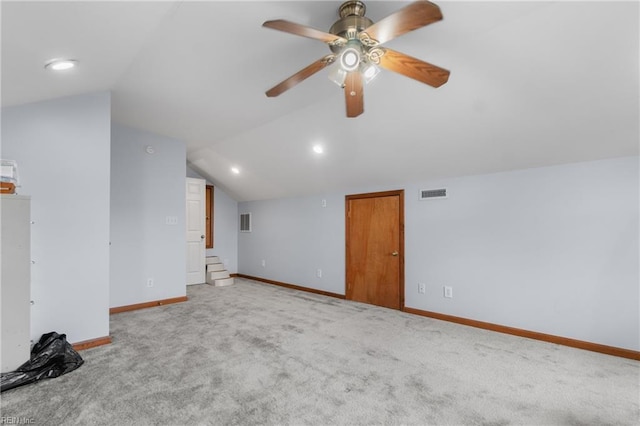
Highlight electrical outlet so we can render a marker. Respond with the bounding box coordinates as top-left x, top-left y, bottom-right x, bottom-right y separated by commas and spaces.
261, 259, 266, 267
418, 283, 426, 294
321, 199, 327, 208
316, 268, 322, 278
147, 278, 154, 288
444, 286, 453, 298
